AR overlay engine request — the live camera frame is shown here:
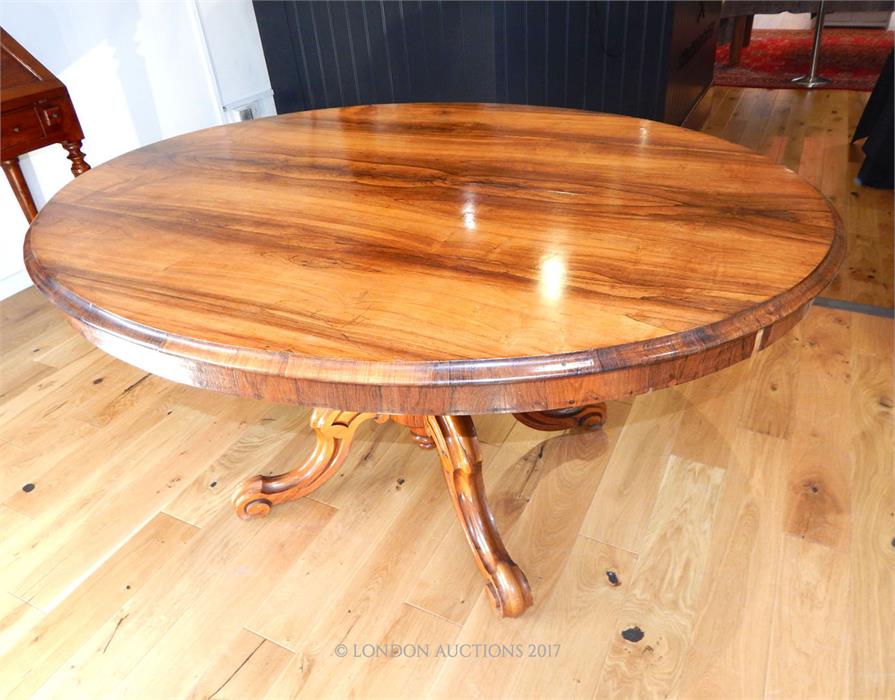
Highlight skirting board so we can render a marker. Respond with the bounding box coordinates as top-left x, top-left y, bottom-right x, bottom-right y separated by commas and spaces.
0, 268, 33, 300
